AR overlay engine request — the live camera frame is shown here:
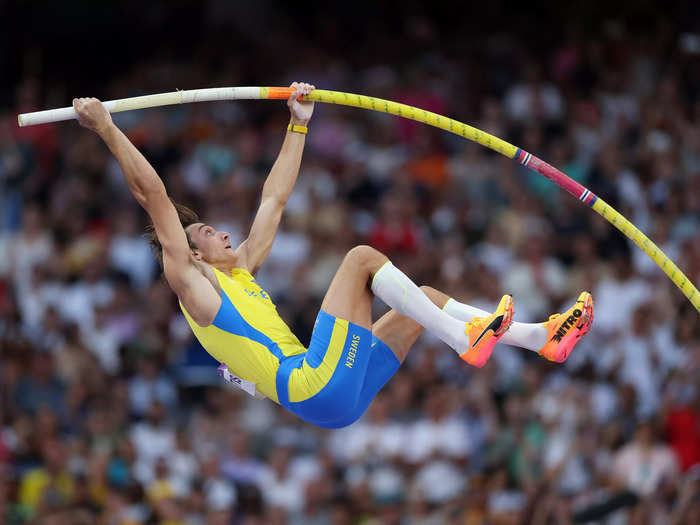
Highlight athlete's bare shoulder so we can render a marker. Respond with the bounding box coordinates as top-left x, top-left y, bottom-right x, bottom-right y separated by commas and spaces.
164, 256, 222, 326
192, 259, 222, 295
